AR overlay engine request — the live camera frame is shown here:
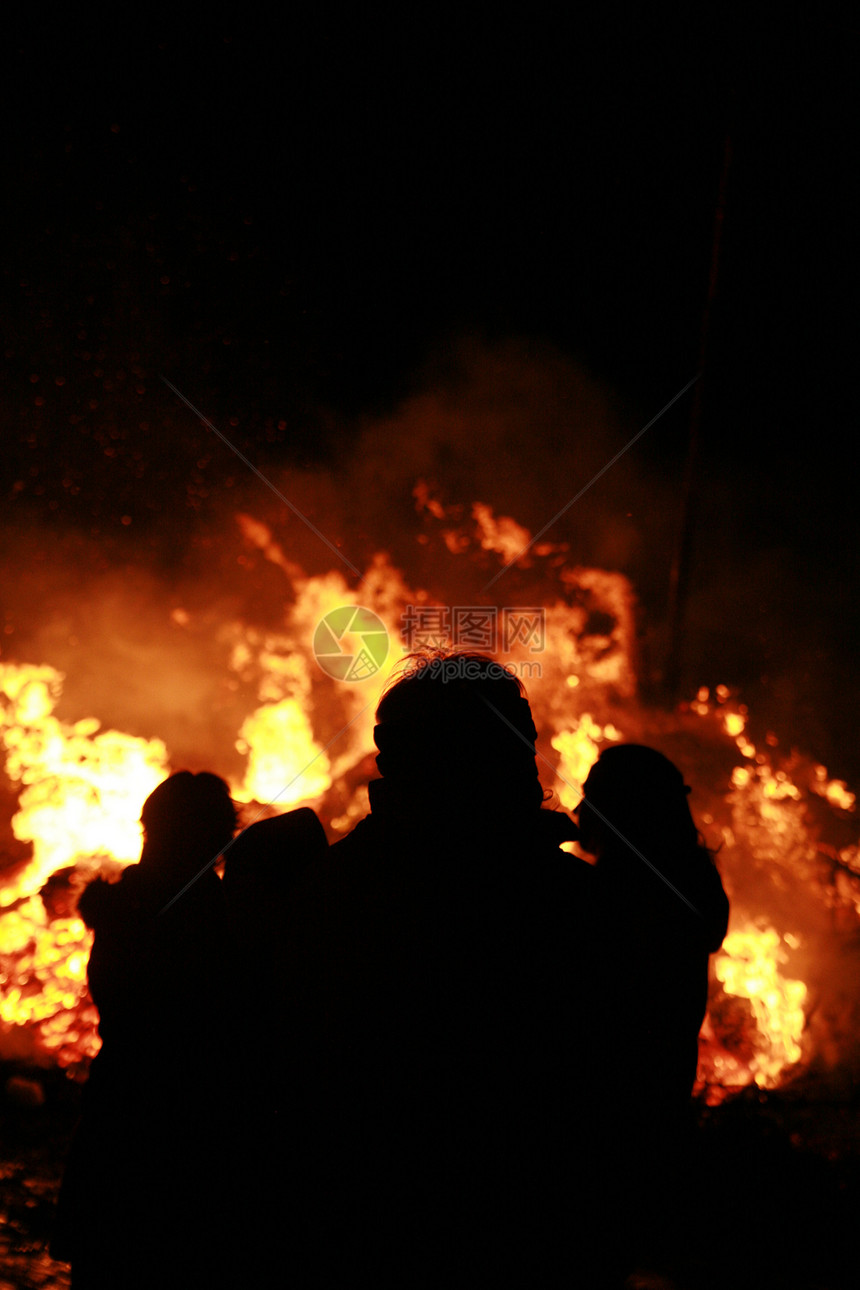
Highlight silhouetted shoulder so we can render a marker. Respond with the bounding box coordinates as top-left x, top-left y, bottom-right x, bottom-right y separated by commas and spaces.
223, 806, 328, 897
